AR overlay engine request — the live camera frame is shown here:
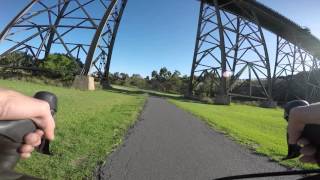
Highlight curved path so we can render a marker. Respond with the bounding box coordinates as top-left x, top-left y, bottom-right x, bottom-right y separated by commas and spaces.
98, 97, 299, 180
